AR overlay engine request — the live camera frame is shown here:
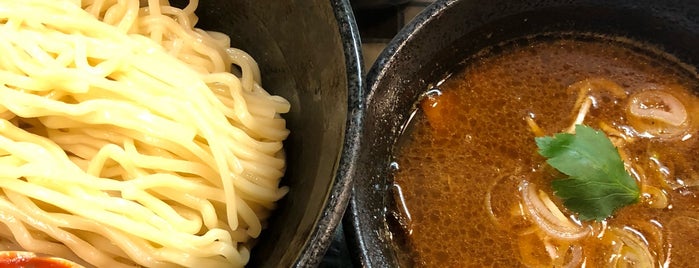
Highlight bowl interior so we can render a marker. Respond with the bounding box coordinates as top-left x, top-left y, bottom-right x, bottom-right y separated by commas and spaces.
174, 0, 361, 267
346, 0, 699, 266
